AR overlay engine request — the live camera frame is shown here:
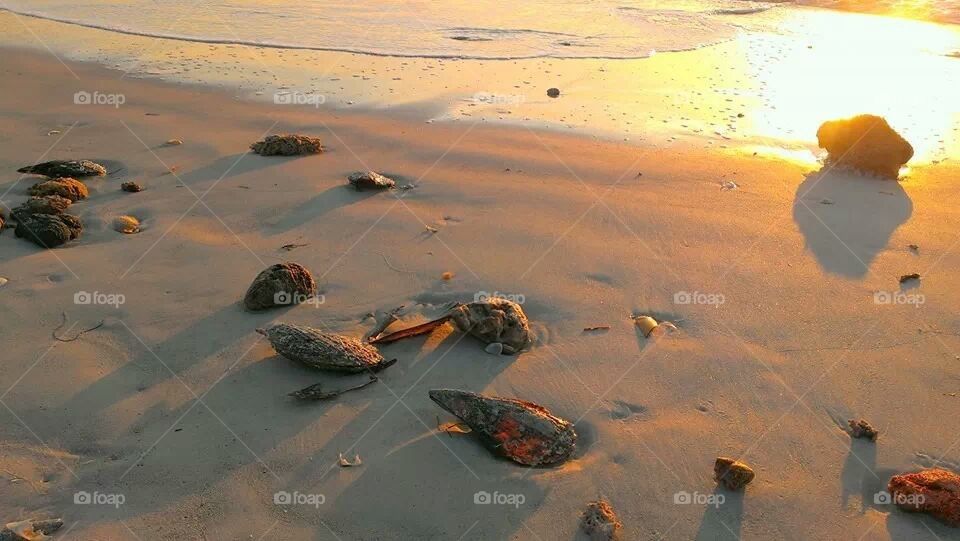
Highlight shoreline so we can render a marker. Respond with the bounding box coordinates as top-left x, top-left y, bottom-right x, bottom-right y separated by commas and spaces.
1, 8, 958, 162
1, 37, 959, 541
